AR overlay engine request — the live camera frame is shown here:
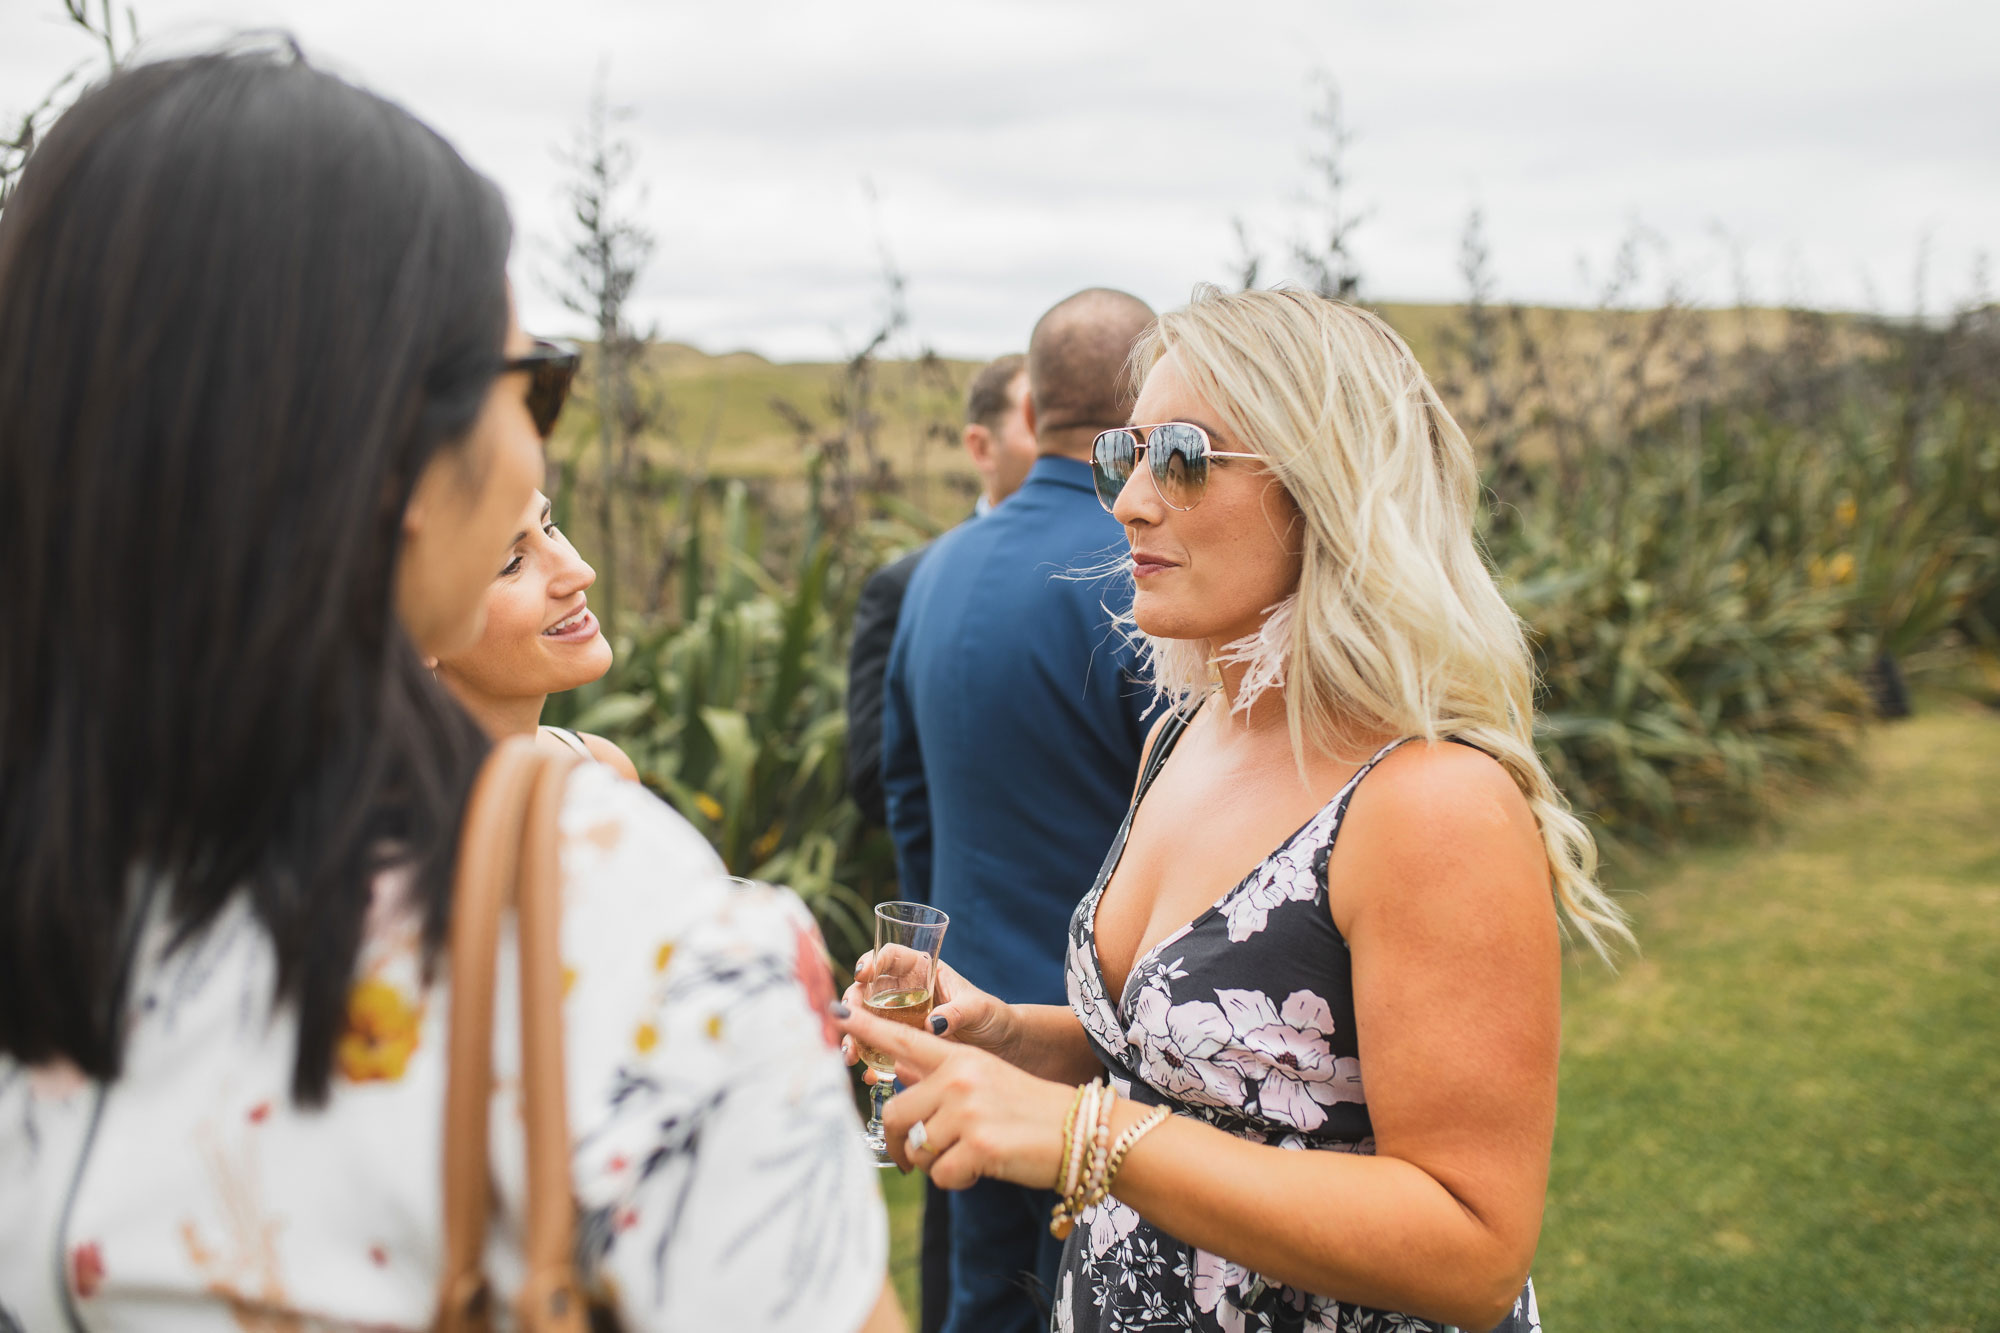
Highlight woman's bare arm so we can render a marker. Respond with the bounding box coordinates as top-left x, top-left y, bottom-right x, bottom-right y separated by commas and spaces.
984, 1002, 1103, 1084
856, 742, 1559, 1331
1097, 744, 1560, 1327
